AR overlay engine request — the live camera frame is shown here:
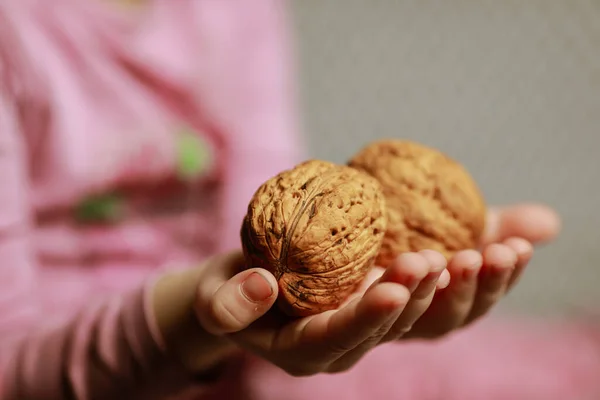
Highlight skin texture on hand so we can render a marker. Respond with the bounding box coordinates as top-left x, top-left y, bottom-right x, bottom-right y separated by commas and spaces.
342, 203, 560, 342
151, 203, 560, 378
224, 252, 444, 376
151, 264, 237, 374
152, 248, 447, 378
403, 203, 561, 339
